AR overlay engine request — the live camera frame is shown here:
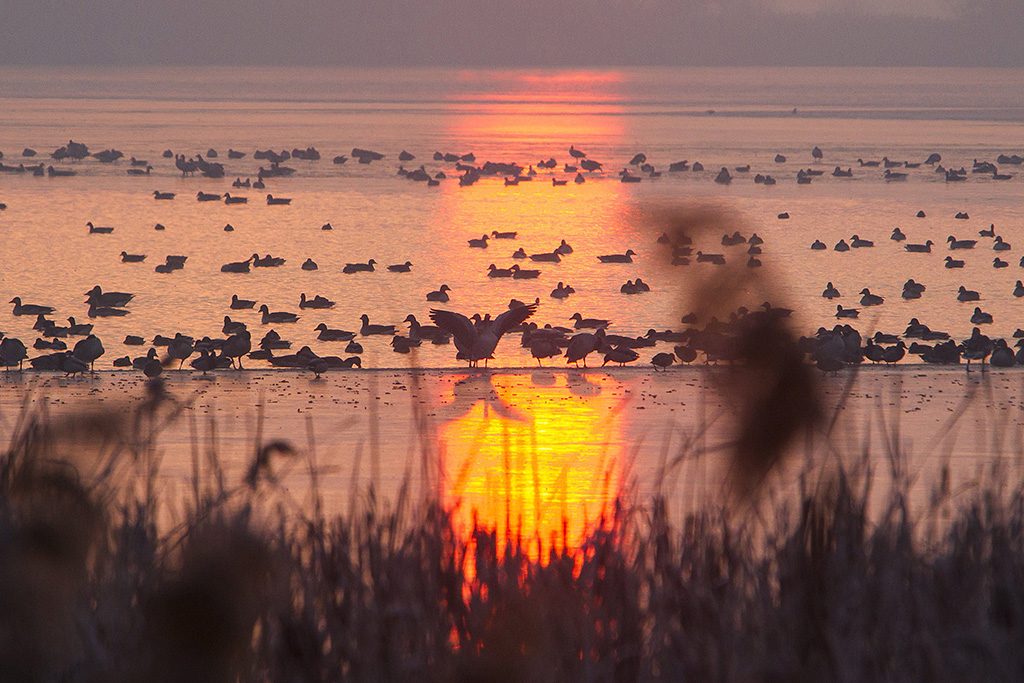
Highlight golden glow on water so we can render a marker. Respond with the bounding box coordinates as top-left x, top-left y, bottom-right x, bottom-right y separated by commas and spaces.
438, 373, 627, 561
